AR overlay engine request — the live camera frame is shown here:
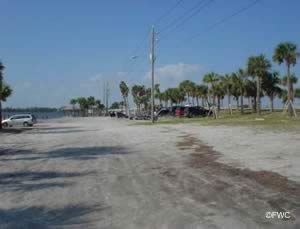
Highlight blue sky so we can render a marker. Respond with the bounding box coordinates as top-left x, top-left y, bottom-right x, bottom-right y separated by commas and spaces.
1, 0, 300, 107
